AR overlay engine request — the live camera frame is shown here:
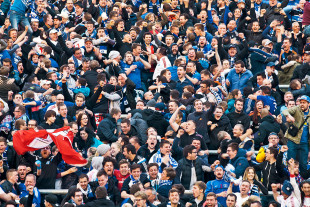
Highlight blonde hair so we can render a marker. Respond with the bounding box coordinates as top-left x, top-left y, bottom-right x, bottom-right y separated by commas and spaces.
243, 167, 258, 181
